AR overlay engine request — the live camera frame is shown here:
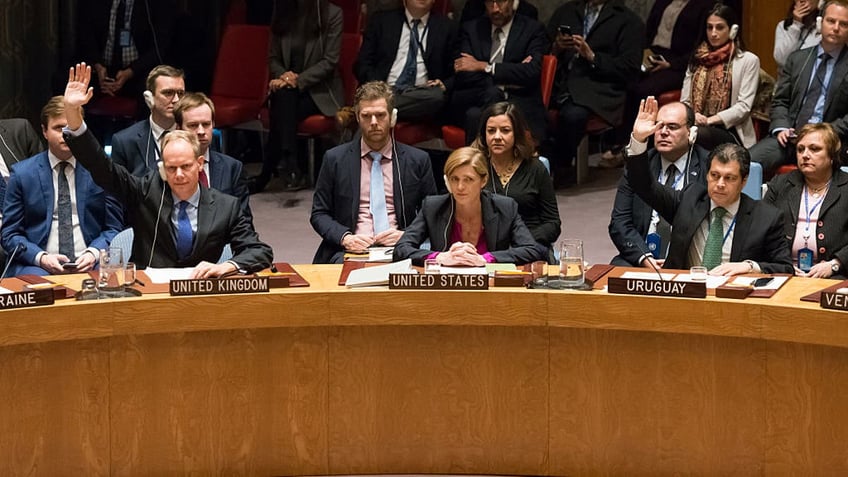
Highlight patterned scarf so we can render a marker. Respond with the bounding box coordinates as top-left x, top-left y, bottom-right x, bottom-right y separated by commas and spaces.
690, 41, 734, 117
